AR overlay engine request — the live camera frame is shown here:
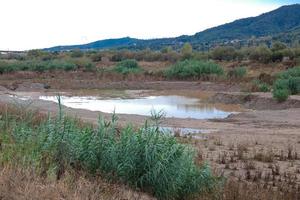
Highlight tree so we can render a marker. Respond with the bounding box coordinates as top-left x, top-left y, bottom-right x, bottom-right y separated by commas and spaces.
211, 46, 237, 61
70, 49, 84, 58
181, 43, 193, 60
249, 46, 272, 64
271, 42, 287, 52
